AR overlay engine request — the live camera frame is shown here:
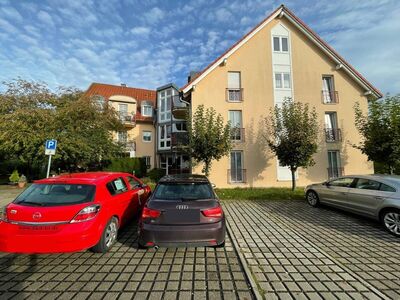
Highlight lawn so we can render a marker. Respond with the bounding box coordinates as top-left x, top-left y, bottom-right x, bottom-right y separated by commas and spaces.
215, 187, 305, 200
